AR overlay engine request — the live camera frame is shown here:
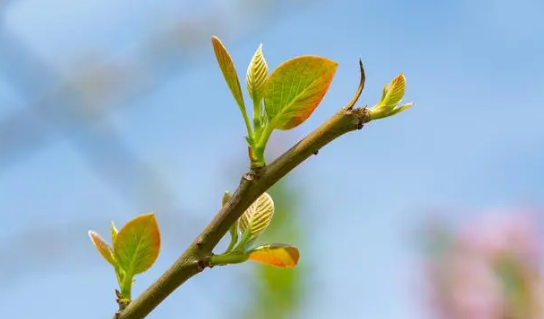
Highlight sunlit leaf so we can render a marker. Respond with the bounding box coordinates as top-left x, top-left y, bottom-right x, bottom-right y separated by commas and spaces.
380, 73, 405, 107
113, 213, 161, 277
387, 102, 413, 117
246, 44, 268, 104
263, 56, 337, 130
247, 243, 300, 268
369, 73, 412, 120
88, 230, 116, 266
239, 192, 274, 242
111, 221, 118, 242
211, 36, 246, 110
